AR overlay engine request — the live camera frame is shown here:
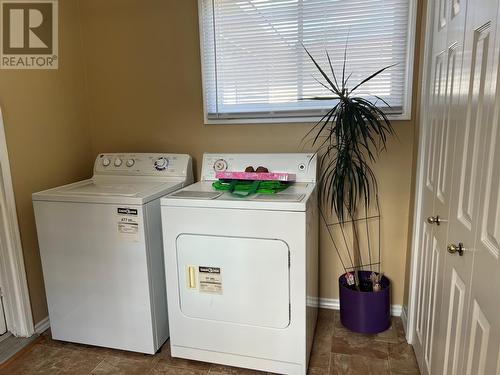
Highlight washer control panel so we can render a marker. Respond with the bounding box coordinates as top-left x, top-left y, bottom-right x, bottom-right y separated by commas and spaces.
95, 153, 192, 177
